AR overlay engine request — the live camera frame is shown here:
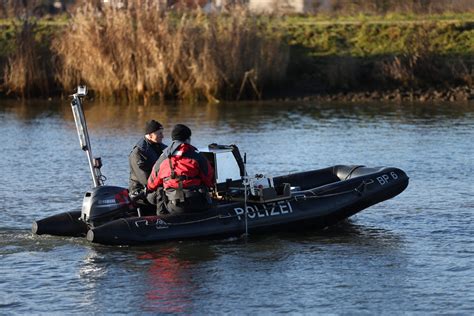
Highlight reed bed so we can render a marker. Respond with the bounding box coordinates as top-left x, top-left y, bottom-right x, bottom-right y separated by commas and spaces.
52, 3, 288, 102
1, 6, 472, 100
3, 19, 50, 97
